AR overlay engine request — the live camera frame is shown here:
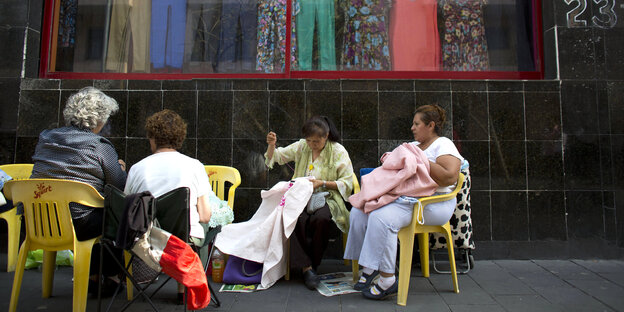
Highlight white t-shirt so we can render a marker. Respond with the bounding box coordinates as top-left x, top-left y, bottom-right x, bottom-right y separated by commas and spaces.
125, 151, 213, 239
412, 137, 464, 193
